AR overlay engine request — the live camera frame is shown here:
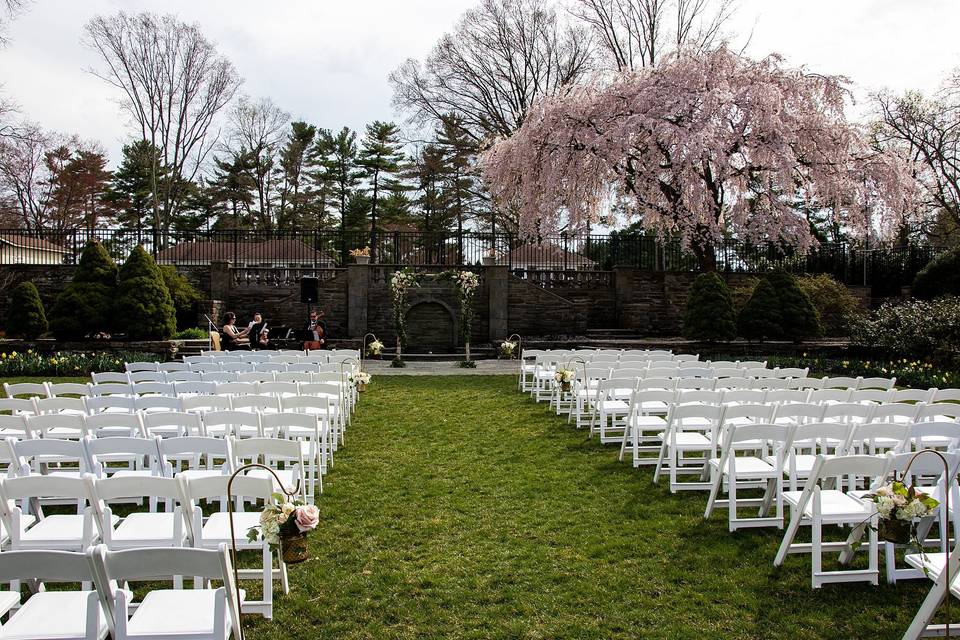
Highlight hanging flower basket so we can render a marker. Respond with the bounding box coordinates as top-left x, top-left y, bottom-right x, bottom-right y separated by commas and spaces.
281, 531, 310, 564
561, 381, 572, 393
357, 382, 367, 393
878, 518, 912, 545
